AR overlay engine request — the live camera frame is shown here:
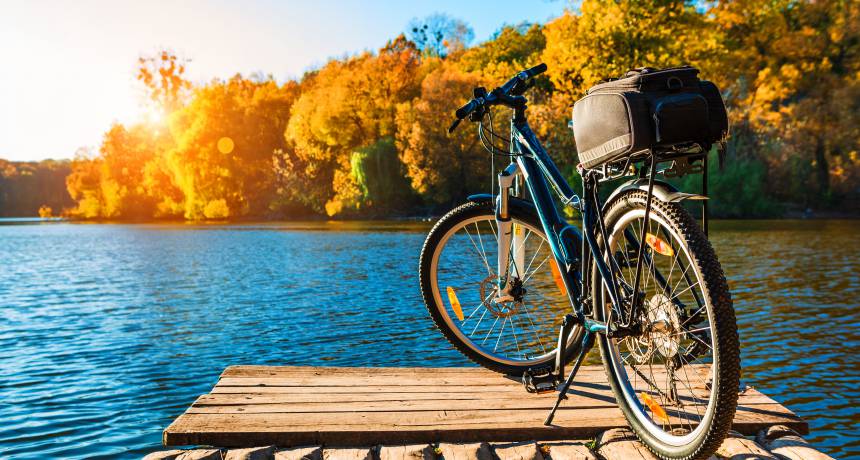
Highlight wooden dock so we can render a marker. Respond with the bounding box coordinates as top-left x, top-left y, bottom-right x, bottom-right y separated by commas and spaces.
161, 365, 809, 452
